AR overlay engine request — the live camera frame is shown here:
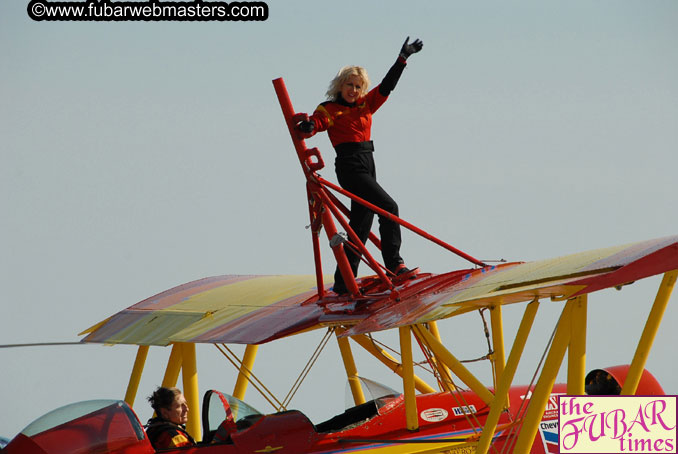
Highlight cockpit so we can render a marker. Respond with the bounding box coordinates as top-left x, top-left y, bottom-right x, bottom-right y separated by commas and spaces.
201, 389, 403, 444
4, 399, 153, 454
3, 387, 404, 454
